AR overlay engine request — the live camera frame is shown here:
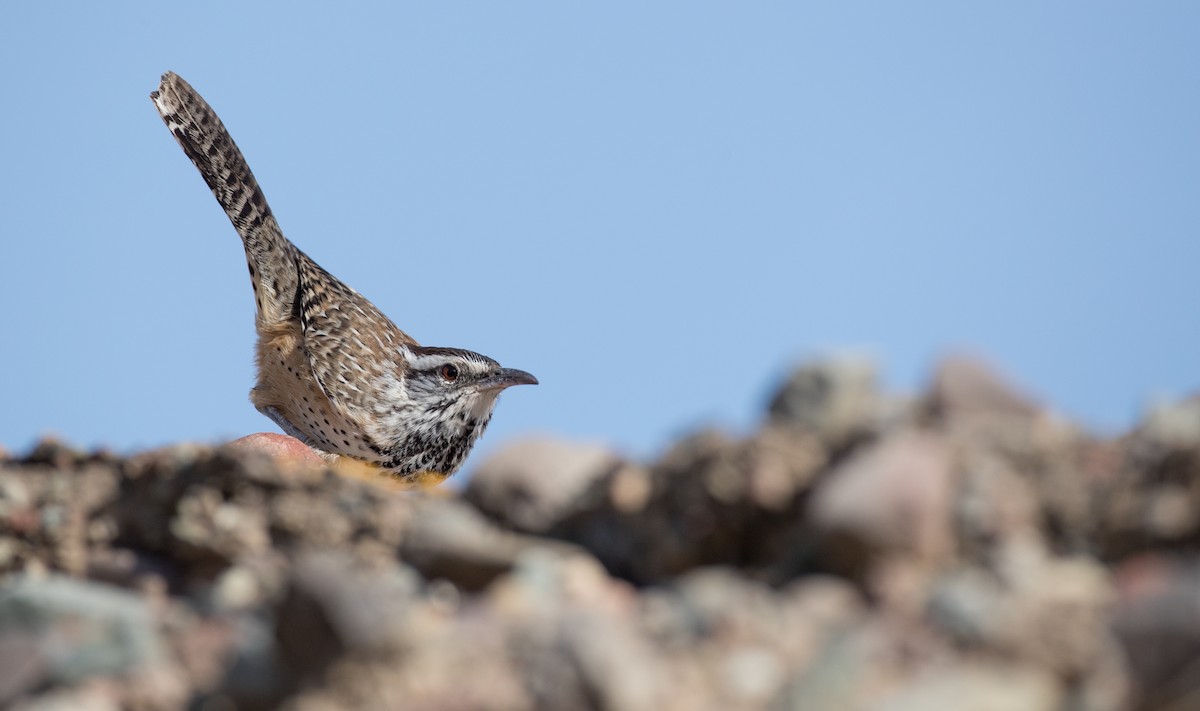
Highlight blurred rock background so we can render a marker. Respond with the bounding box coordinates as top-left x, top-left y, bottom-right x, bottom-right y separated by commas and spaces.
2, 355, 1199, 710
